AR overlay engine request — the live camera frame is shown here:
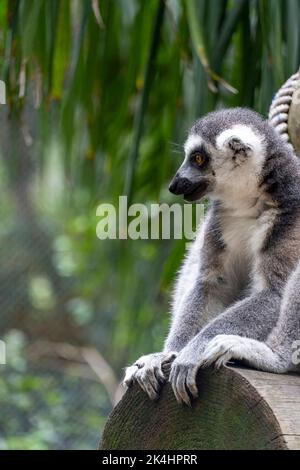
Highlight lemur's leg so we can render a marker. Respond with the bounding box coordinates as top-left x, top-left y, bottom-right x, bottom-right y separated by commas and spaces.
169, 289, 281, 404
202, 262, 300, 374
123, 211, 226, 402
